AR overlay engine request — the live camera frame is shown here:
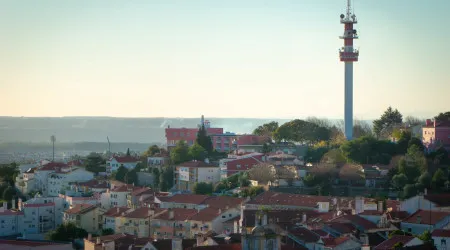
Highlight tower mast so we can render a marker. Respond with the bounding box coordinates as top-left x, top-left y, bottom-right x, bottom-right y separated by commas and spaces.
339, 0, 359, 140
